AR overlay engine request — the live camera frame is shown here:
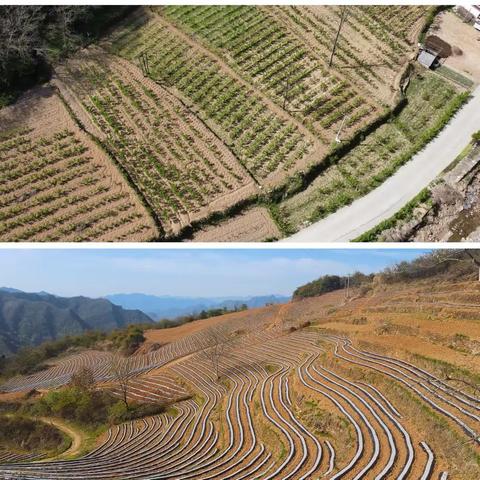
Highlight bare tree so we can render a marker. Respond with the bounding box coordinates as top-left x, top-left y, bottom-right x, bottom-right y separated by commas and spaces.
383, 249, 480, 282
69, 366, 95, 391
0, 6, 45, 77
109, 353, 134, 408
53, 6, 88, 52
201, 325, 233, 381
